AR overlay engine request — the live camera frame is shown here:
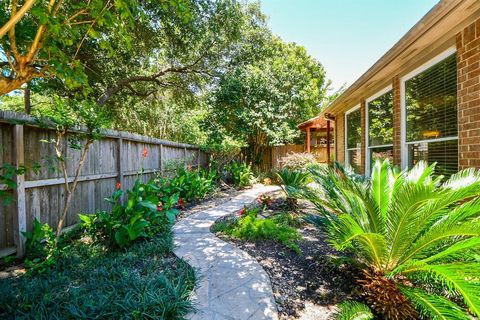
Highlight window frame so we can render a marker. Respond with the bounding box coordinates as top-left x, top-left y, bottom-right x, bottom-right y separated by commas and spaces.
400, 46, 458, 170
365, 85, 393, 175
345, 104, 361, 169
